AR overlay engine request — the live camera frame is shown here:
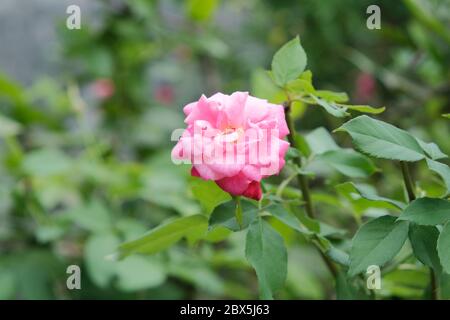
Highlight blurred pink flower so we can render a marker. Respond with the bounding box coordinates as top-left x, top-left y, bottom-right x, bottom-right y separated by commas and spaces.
355, 72, 376, 103
154, 83, 175, 105
172, 92, 290, 200
92, 78, 115, 99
